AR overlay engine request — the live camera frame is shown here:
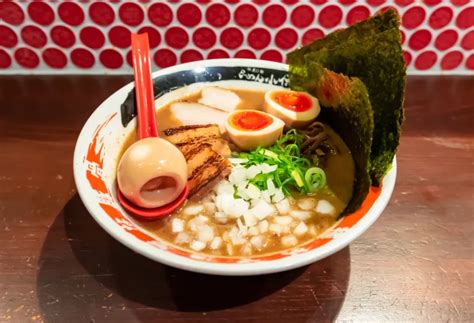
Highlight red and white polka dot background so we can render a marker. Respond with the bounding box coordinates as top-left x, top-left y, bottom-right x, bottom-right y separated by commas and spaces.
0, 1, 472, 74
